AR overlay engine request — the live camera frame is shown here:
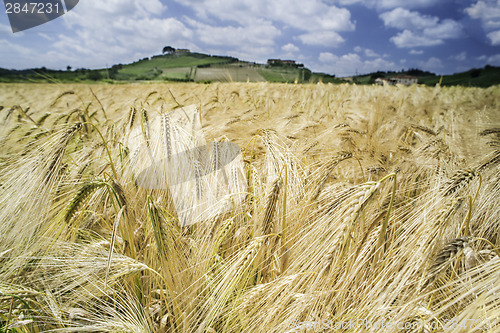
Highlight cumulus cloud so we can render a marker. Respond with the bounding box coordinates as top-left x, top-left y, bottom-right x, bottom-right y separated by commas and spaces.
477, 53, 500, 65
317, 51, 398, 75
325, 0, 445, 9
50, 0, 195, 68
319, 52, 339, 63
297, 31, 345, 46
0, 23, 12, 34
218, 46, 278, 64
374, 0, 442, 9
487, 30, 500, 44
381, 8, 462, 47
353, 46, 379, 57
176, 0, 354, 31
465, 1, 500, 46
282, 43, 300, 53
418, 57, 443, 71
0, 23, 24, 36
450, 52, 467, 61
409, 49, 424, 55
465, 0, 500, 29
175, 0, 353, 47
364, 49, 380, 57
380, 7, 438, 29
390, 30, 441, 47
485, 54, 500, 65
185, 18, 280, 47
0, 39, 31, 58
0, 39, 73, 69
